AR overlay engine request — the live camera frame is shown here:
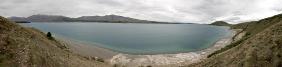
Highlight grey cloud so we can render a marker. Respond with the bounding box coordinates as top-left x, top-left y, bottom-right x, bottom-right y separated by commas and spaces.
224, 17, 241, 22
94, 0, 124, 6
0, 0, 281, 24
